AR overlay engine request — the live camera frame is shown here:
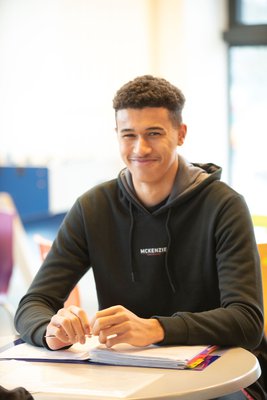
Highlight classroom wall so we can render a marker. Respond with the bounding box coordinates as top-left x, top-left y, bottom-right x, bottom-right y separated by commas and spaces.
0, 0, 228, 212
